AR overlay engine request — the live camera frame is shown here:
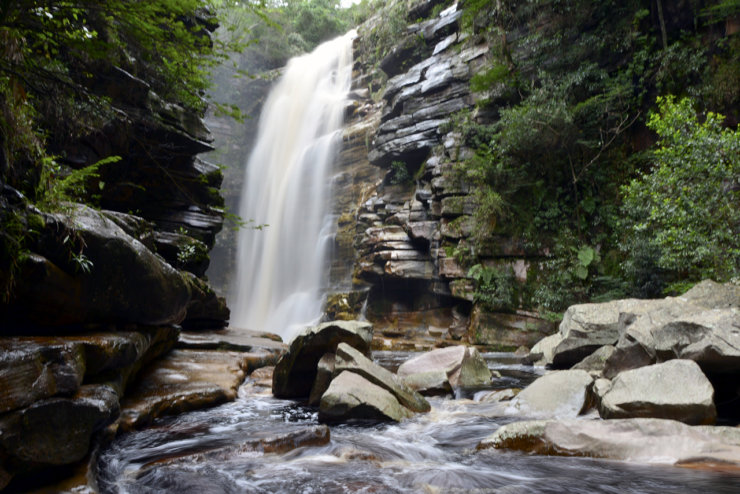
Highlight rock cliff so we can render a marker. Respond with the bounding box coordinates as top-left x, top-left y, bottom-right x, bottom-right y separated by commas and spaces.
328, 1, 556, 350
0, 12, 234, 490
